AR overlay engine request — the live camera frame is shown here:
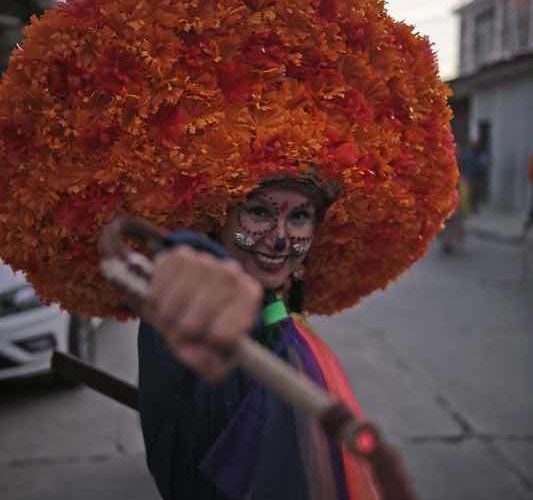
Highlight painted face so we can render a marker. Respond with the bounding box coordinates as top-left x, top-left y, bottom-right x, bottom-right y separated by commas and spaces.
220, 187, 317, 291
